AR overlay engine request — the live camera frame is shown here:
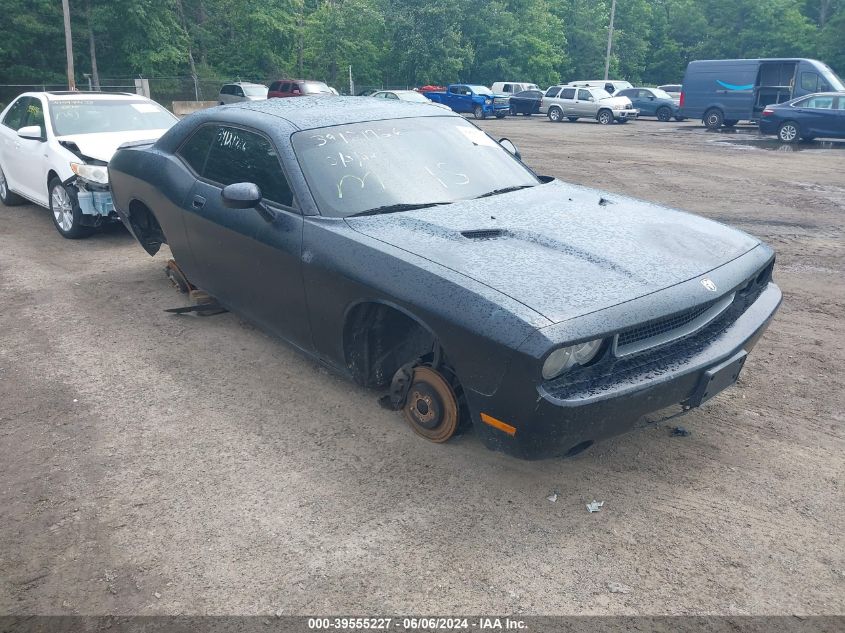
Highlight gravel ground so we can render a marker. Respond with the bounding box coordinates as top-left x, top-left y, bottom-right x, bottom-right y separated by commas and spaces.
1, 117, 843, 616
